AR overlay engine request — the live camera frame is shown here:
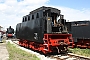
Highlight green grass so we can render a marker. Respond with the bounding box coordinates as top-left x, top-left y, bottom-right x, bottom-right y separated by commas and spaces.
6, 42, 40, 60
2, 39, 6, 43
69, 48, 90, 57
